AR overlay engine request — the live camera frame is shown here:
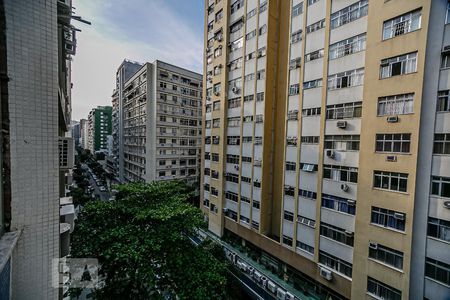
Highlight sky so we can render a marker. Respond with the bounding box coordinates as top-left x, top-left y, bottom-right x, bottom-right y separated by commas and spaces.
71, 0, 204, 120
